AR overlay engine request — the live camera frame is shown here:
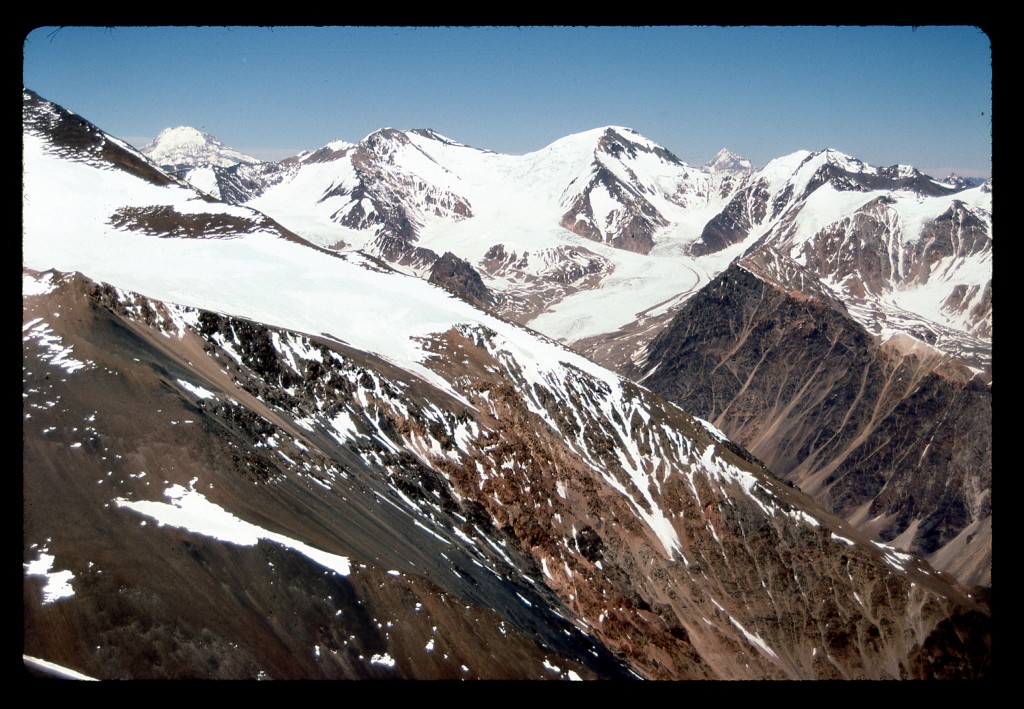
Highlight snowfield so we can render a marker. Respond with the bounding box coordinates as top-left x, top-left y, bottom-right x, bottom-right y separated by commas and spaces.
24, 126, 669, 413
